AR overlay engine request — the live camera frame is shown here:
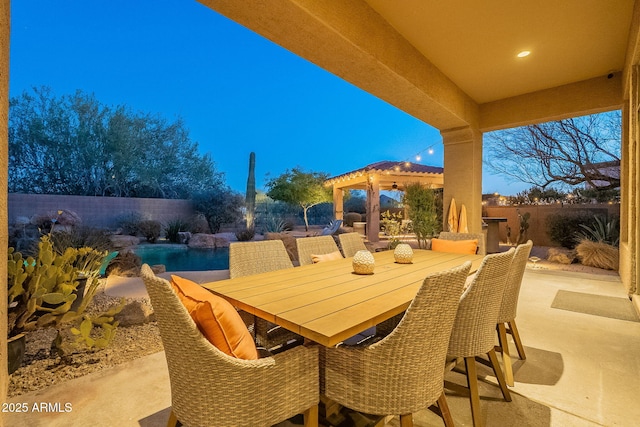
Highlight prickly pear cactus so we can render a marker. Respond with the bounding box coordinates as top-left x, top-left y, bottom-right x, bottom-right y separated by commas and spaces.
8, 234, 122, 357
